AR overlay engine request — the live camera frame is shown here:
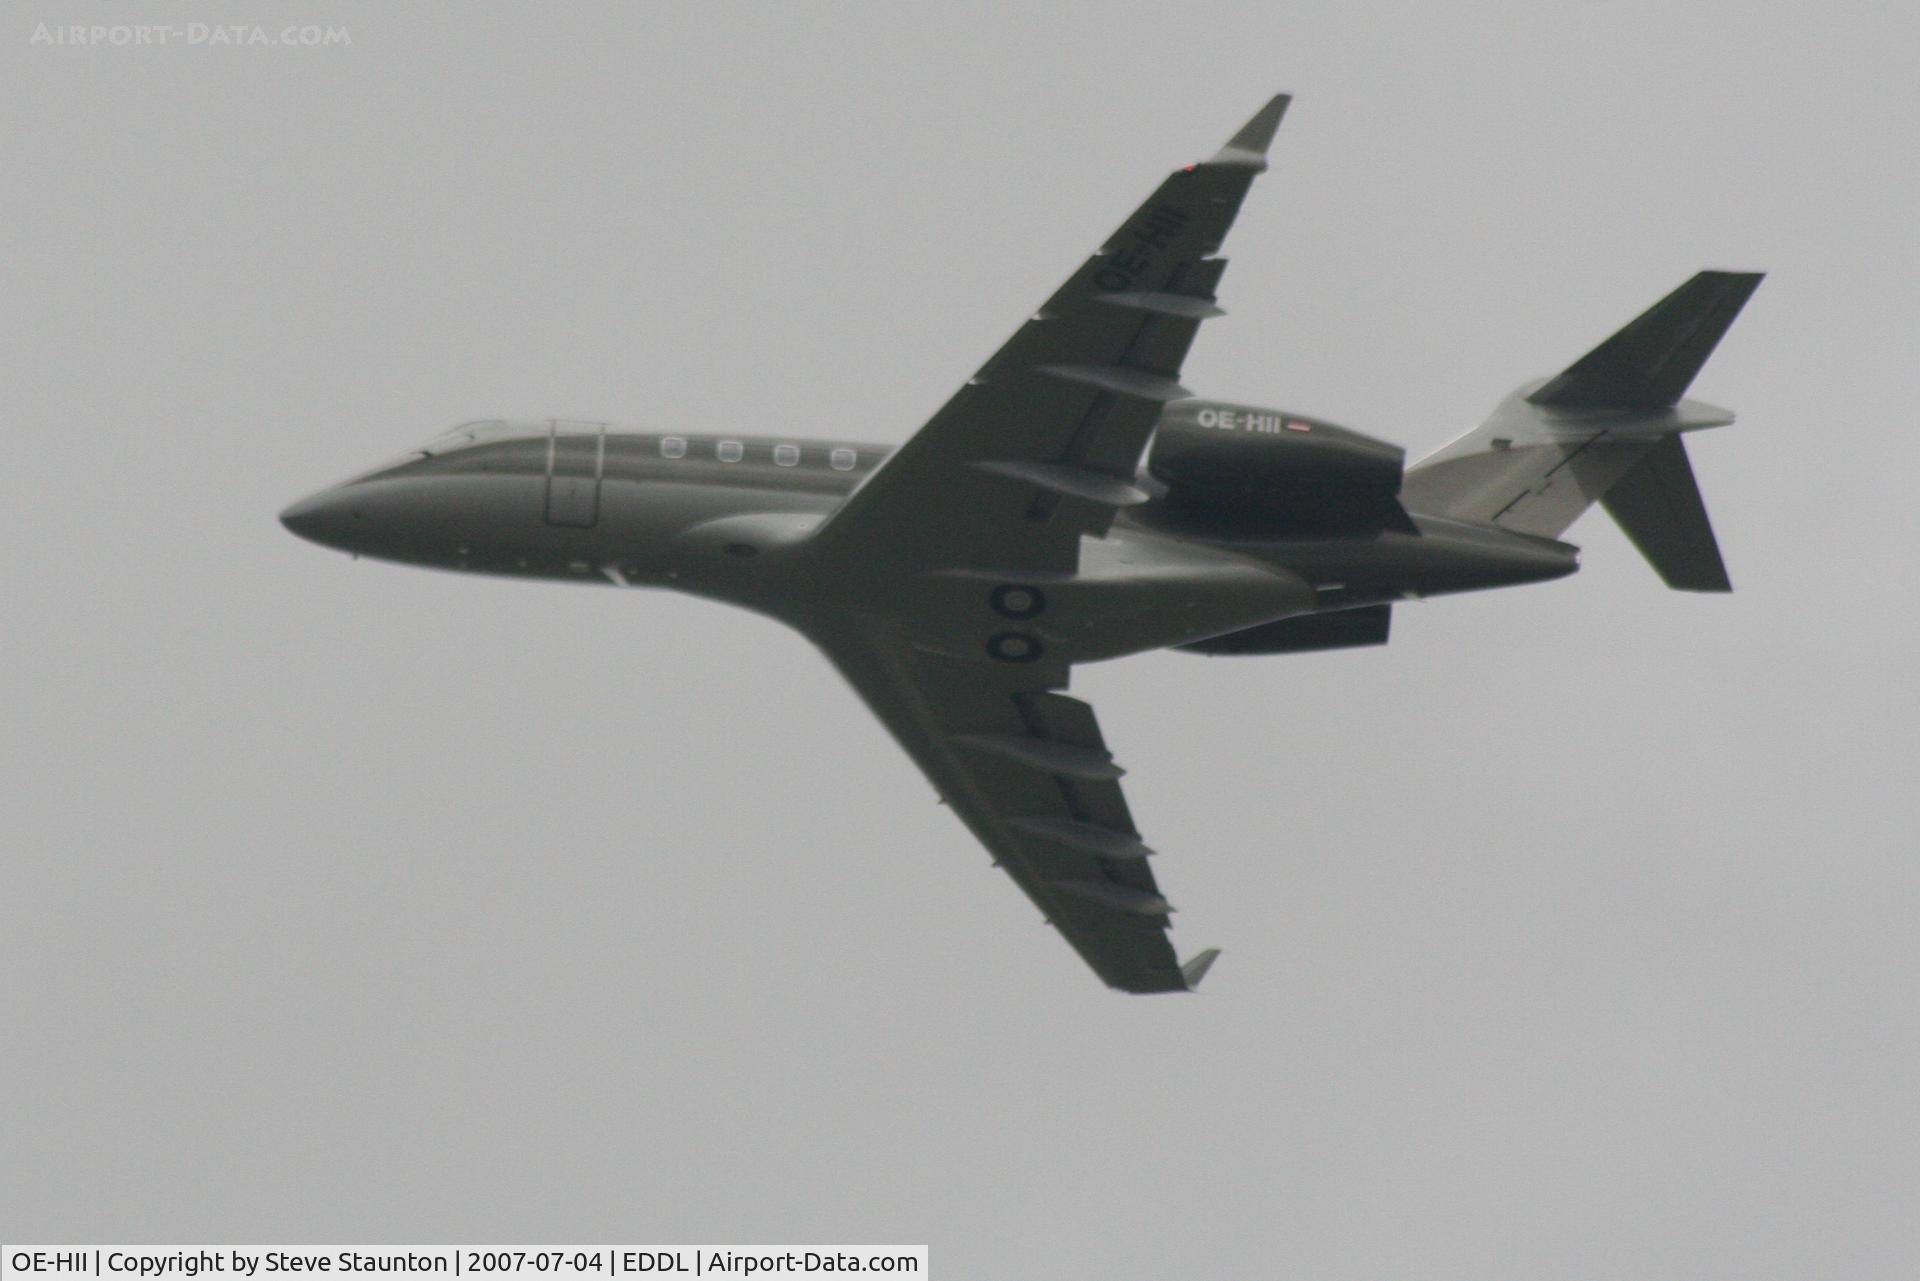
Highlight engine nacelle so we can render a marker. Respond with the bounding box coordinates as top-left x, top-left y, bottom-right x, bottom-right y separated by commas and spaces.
1147, 401, 1408, 530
